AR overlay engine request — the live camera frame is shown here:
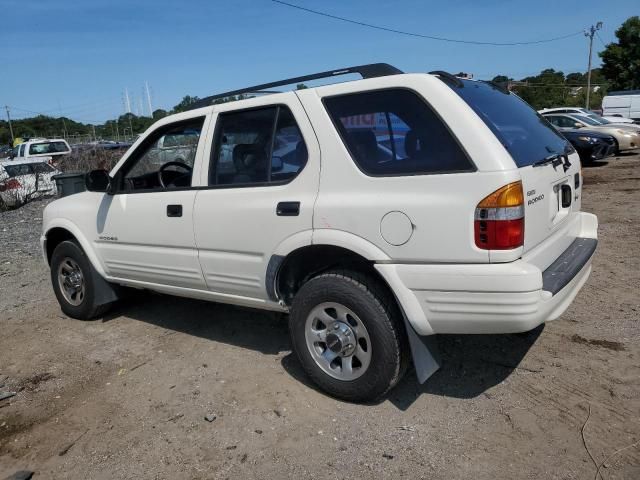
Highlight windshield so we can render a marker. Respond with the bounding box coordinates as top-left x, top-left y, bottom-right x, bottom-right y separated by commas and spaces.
453, 80, 570, 167
573, 115, 601, 126
29, 141, 70, 155
3, 162, 54, 177
584, 114, 610, 125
